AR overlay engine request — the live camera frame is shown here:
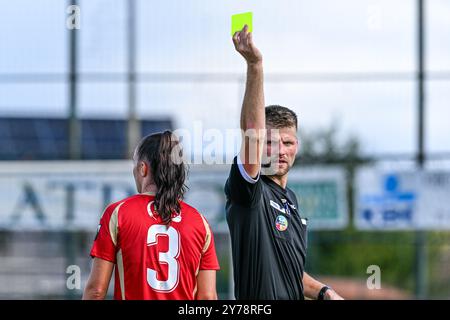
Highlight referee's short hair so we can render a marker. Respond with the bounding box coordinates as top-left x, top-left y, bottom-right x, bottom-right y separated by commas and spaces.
265, 105, 298, 130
